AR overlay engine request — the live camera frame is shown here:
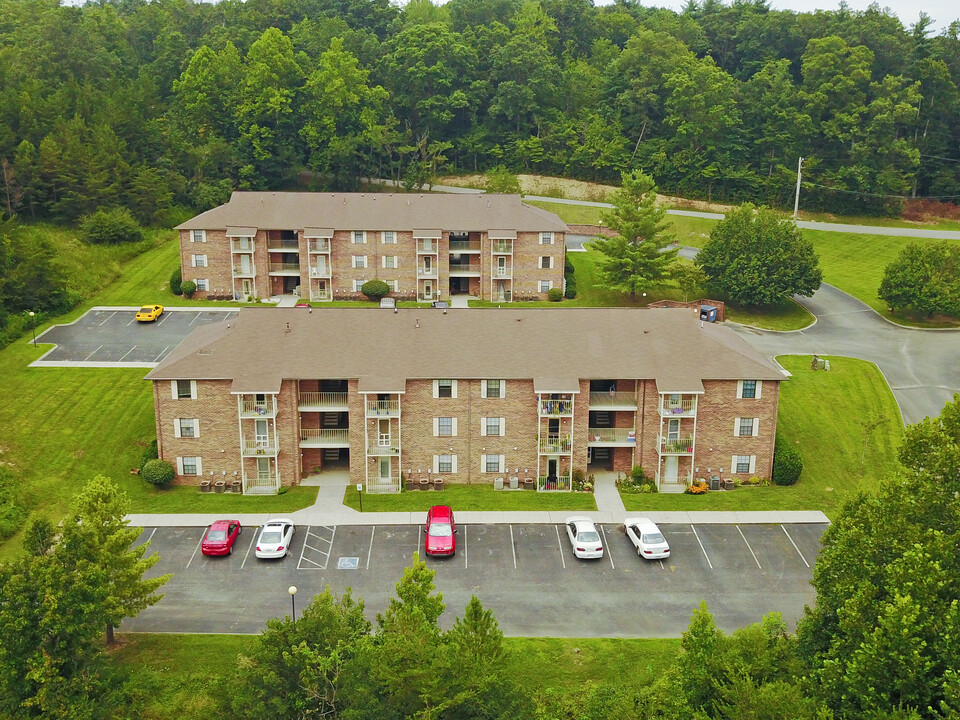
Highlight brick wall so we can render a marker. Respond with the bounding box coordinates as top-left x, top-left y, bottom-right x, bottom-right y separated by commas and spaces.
513, 231, 565, 300
180, 230, 234, 299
